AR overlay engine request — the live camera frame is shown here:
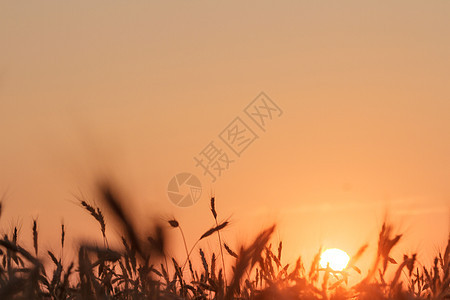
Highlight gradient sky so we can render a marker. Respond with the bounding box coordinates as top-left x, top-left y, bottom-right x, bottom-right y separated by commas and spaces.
0, 0, 449, 276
